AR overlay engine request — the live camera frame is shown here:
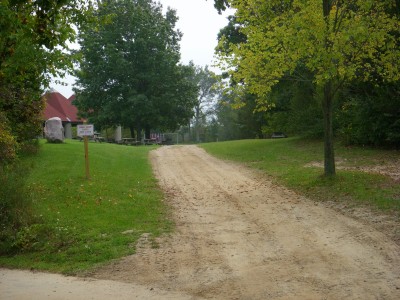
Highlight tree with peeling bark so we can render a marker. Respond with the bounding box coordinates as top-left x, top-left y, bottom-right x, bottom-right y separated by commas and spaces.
215, 0, 400, 176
